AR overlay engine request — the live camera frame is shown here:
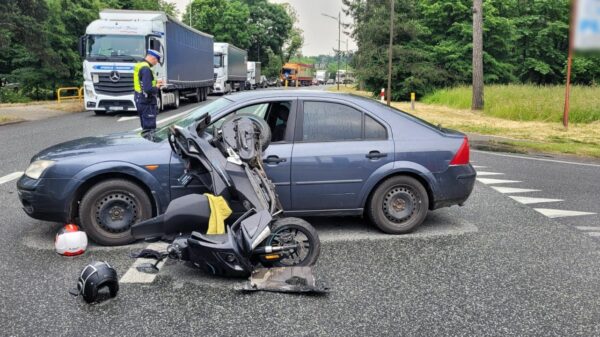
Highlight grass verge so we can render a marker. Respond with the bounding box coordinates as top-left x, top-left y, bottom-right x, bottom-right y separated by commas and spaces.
328, 86, 600, 158
423, 84, 600, 123
0, 115, 24, 125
